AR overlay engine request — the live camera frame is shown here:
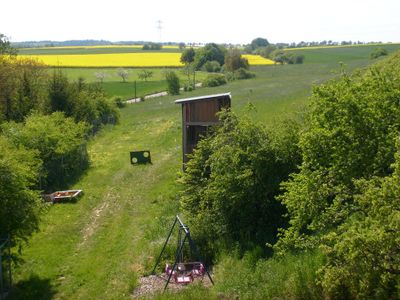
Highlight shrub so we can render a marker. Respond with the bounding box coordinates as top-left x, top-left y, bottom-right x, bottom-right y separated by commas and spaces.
234, 68, 255, 80
319, 151, 400, 298
0, 135, 42, 244
193, 43, 226, 70
370, 47, 388, 59
183, 84, 193, 92
113, 96, 126, 108
202, 73, 227, 87
180, 111, 301, 258
2, 112, 89, 191
165, 71, 180, 95
203, 60, 221, 72
142, 43, 162, 50
276, 52, 400, 254
224, 49, 249, 72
